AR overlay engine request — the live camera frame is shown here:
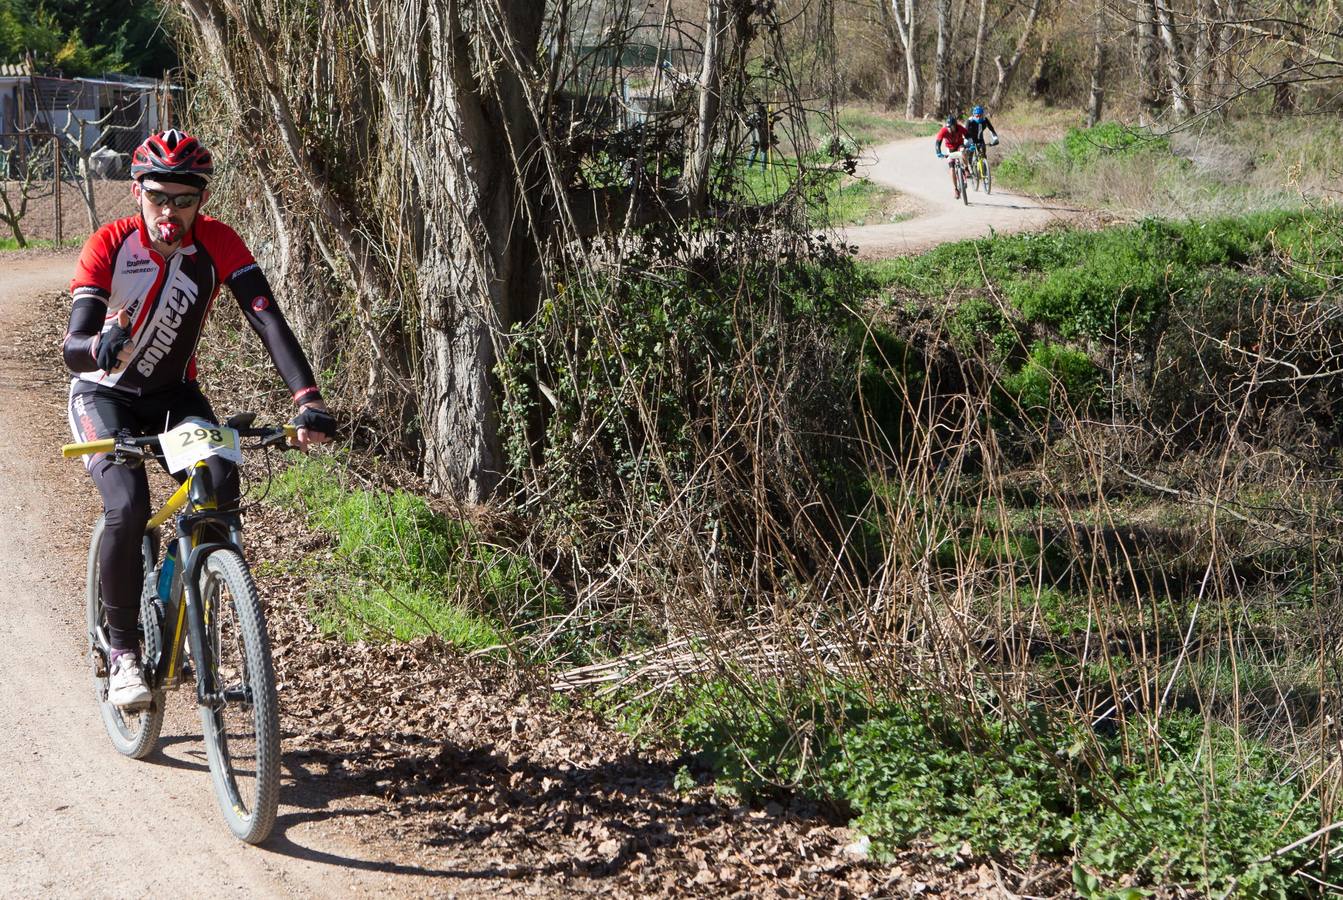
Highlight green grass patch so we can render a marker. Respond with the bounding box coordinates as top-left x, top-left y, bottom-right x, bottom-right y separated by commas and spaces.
866, 209, 1343, 340
833, 106, 939, 146
629, 680, 1324, 896
993, 117, 1334, 217
857, 209, 1343, 433
732, 155, 906, 226
311, 581, 506, 646
266, 453, 562, 653
0, 236, 80, 250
